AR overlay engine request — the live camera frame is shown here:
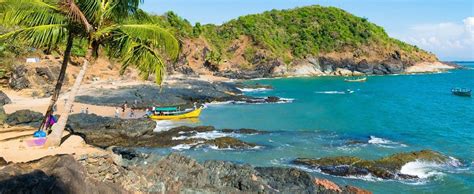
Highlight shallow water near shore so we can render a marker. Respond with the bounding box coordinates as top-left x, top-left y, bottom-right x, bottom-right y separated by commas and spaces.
148, 62, 474, 193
